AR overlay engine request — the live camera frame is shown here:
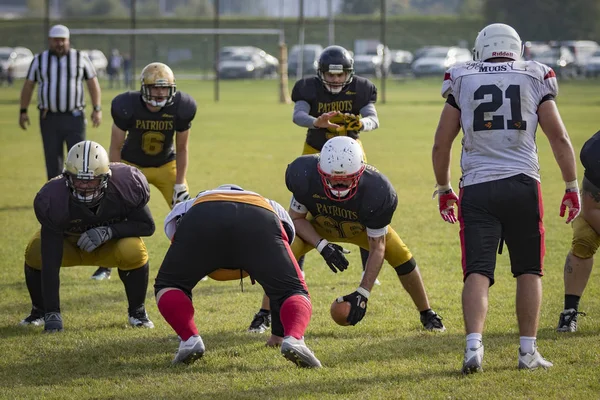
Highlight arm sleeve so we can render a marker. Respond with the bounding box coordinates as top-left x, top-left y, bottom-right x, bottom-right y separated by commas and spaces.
81, 51, 97, 80
110, 205, 155, 239
175, 93, 197, 131
358, 102, 379, 132
26, 55, 39, 82
40, 225, 64, 313
292, 100, 317, 128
